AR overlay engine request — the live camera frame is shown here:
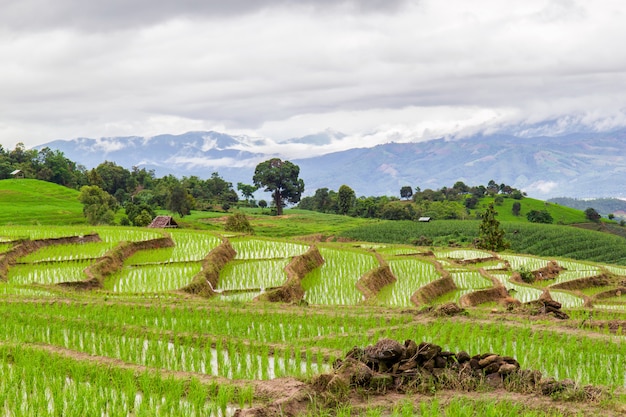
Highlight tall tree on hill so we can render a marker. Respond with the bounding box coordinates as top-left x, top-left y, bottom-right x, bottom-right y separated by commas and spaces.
585, 207, 602, 223
253, 158, 304, 216
400, 186, 413, 200
338, 185, 356, 215
476, 203, 508, 252
78, 185, 118, 225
